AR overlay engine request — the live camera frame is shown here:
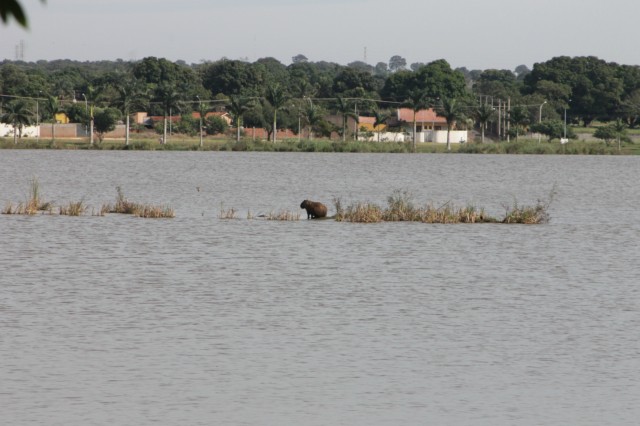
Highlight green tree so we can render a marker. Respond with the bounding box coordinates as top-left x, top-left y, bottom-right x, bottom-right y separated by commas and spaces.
333, 96, 356, 142
93, 108, 120, 142
472, 69, 521, 100
618, 89, 640, 128
593, 125, 617, 146
523, 56, 624, 126
402, 90, 431, 152
302, 102, 325, 140
1, 100, 32, 144
201, 60, 260, 97
381, 59, 467, 104
472, 102, 495, 143
389, 55, 407, 72
612, 119, 627, 152
205, 115, 229, 135
332, 67, 380, 98
155, 83, 183, 144
372, 108, 391, 142
43, 95, 63, 141
226, 95, 254, 142
509, 105, 530, 141
436, 97, 463, 151
113, 80, 148, 146
1, 0, 45, 28
264, 83, 289, 142
530, 120, 576, 142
